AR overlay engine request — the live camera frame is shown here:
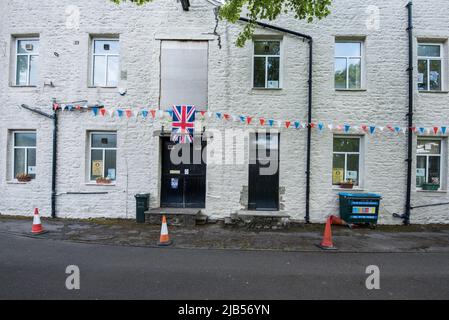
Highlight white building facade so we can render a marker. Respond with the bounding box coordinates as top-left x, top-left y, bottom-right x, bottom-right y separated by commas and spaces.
1, 0, 448, 224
